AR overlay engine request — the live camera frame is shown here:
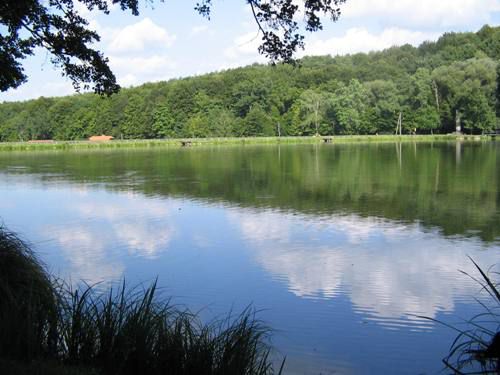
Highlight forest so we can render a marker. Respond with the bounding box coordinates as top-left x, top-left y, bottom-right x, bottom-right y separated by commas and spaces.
0, 25, 499, 141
